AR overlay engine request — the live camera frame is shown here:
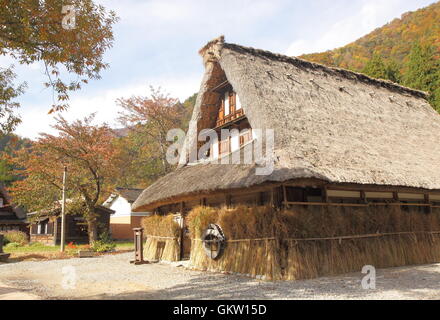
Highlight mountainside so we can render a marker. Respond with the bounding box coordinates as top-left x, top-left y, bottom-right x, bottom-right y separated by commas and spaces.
301, 1, 440, 71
